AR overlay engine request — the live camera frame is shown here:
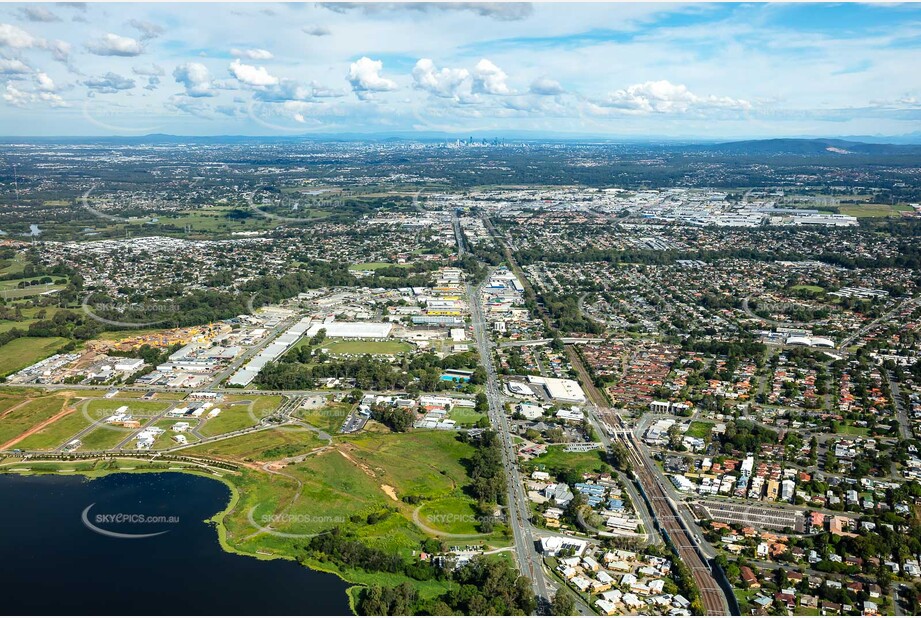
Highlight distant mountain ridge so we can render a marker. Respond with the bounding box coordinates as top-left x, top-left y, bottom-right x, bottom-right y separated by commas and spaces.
710, 138, 921, 155
2, 134, 921, 152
